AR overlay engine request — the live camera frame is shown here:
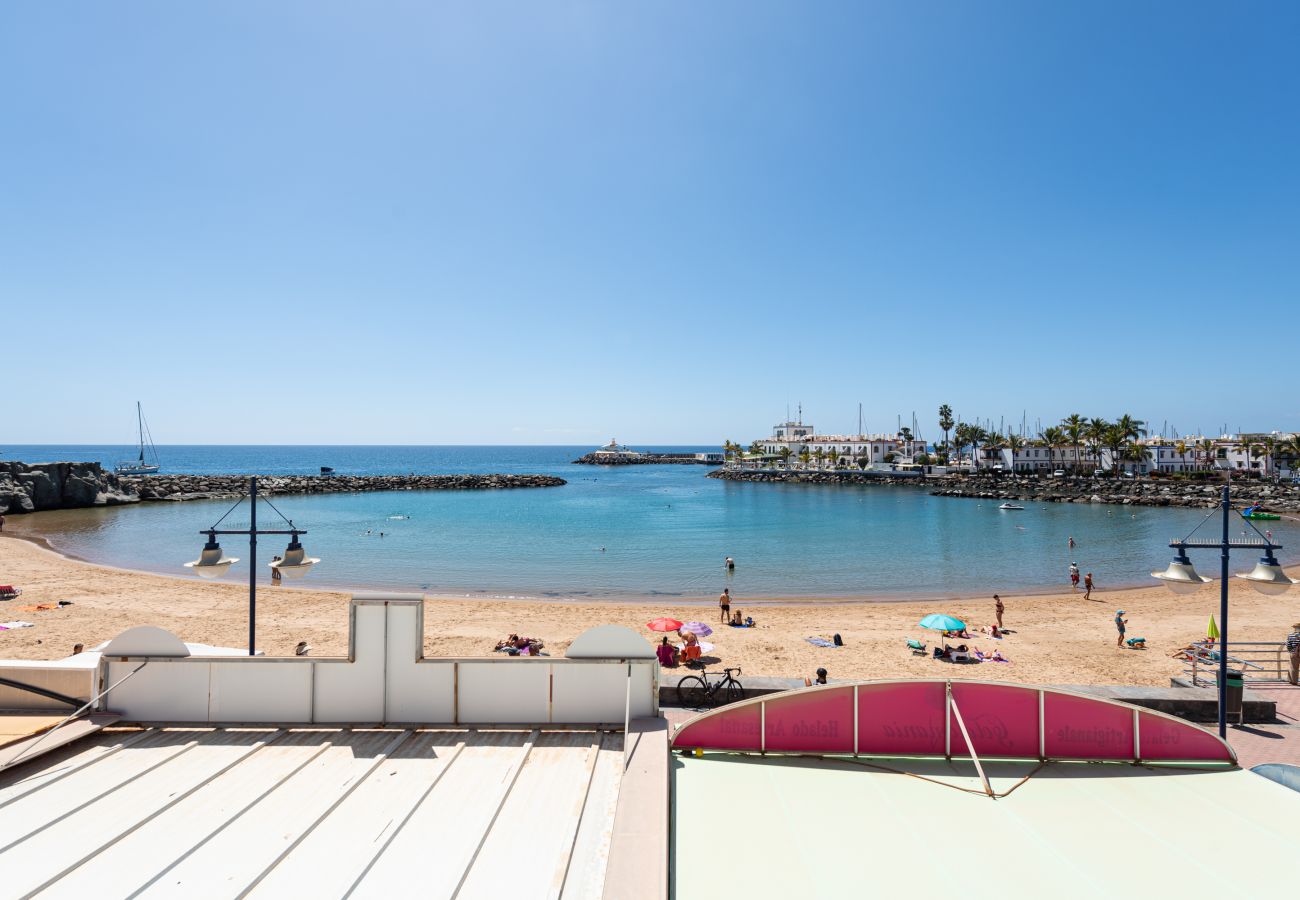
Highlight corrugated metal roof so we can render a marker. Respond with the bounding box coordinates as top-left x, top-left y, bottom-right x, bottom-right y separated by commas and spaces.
673, 753, 1300, 899
0, 726, 623, 899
